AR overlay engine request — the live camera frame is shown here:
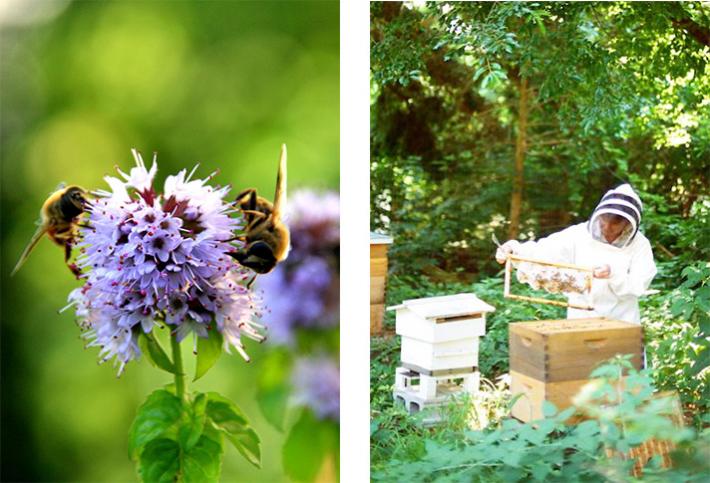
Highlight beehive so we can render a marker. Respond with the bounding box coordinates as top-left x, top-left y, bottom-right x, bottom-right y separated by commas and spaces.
391, 293, 496, 418
509, 318, 643, 422
392, 294, 495, 375
370, 232, 392, 335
